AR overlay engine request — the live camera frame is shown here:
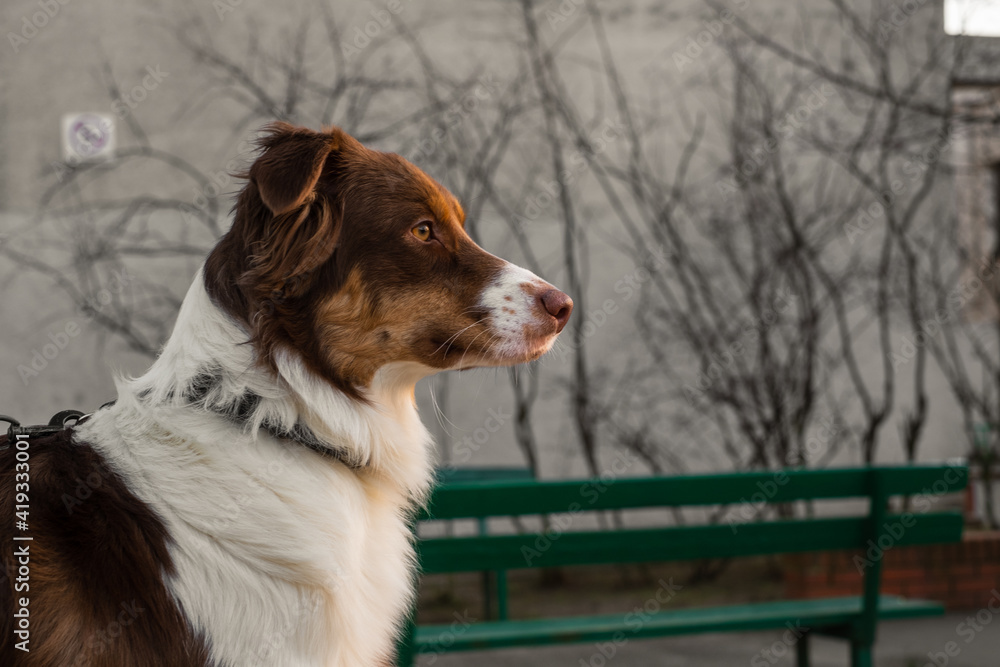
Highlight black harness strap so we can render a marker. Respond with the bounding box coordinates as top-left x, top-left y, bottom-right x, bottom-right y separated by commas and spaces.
1, 410, 85, 449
